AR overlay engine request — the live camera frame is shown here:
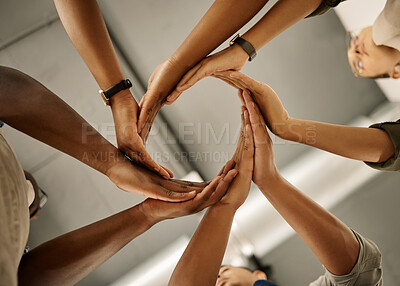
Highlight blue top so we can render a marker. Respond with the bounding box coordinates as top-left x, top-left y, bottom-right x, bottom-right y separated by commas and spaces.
0, 121, 4, 128
254, 280, 278, 286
